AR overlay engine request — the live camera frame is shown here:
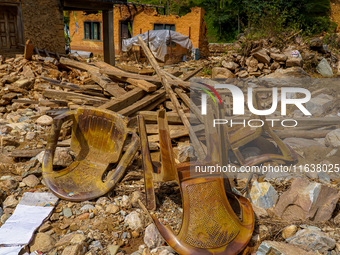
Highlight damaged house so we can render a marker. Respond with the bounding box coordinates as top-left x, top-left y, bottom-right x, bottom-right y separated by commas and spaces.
68, 5, 209, 61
